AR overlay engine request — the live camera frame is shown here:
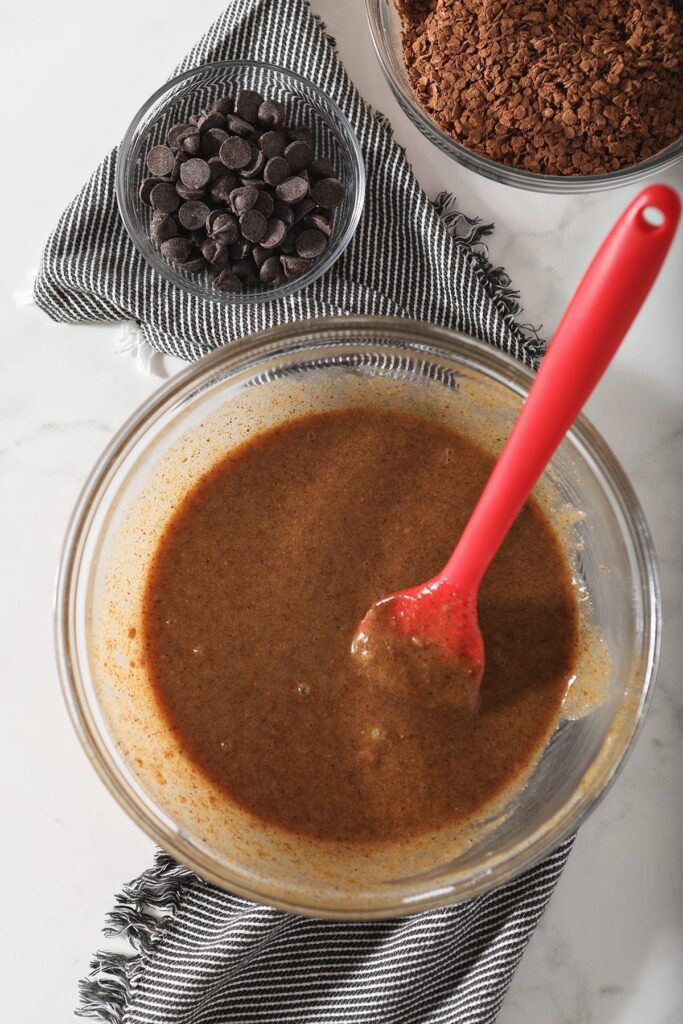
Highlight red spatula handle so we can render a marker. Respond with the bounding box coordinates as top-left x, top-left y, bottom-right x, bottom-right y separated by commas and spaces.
444, 184, 680, 593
